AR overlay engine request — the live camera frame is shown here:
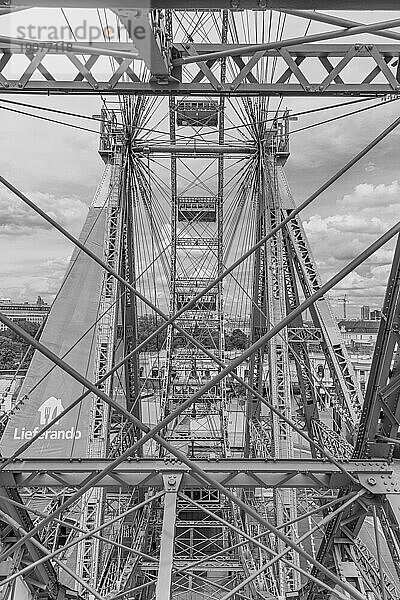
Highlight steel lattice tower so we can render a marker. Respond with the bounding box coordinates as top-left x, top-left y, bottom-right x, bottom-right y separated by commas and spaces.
0, 6, 399, 600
